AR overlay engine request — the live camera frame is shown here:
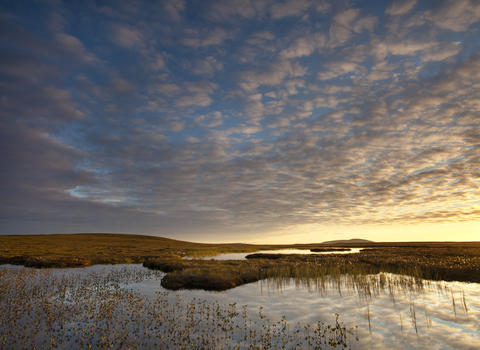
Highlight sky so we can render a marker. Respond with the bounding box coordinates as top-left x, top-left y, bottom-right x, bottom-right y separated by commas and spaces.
1, 0, 479, 244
